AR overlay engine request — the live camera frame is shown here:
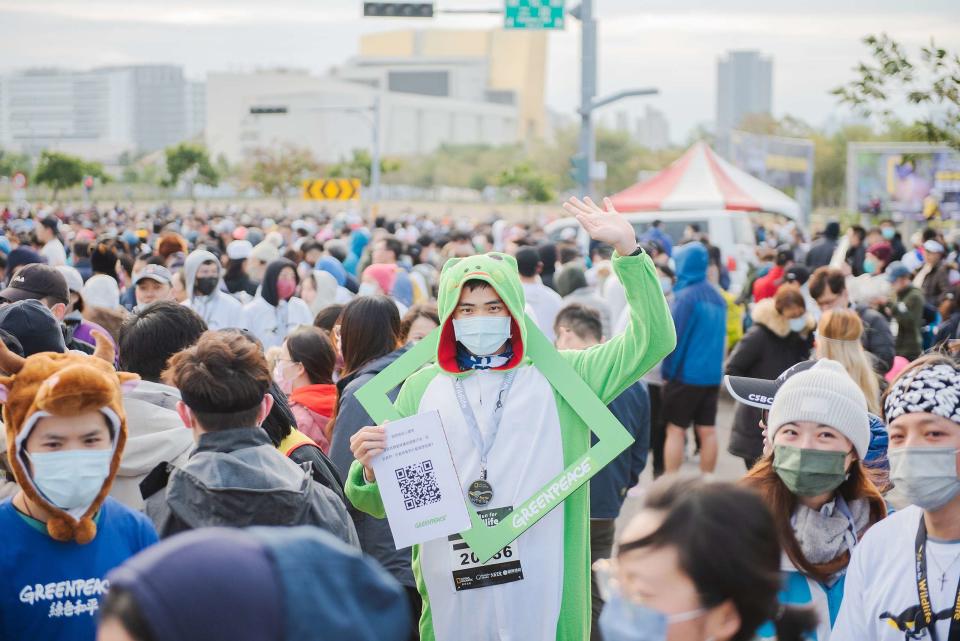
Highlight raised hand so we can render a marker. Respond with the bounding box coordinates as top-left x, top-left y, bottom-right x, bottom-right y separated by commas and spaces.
562, 196, 637, 257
